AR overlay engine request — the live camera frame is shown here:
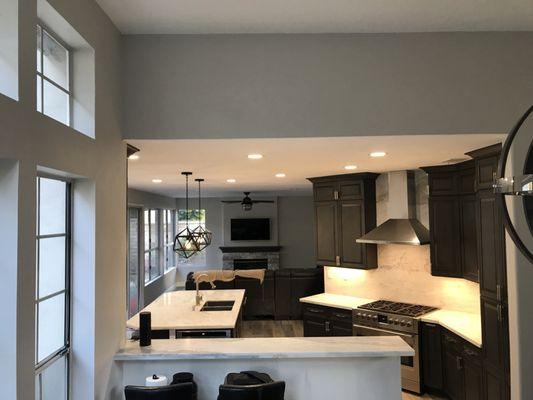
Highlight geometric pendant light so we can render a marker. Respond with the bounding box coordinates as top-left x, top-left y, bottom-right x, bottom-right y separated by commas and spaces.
173, 172, 201, 259
193, 178, 213, 251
